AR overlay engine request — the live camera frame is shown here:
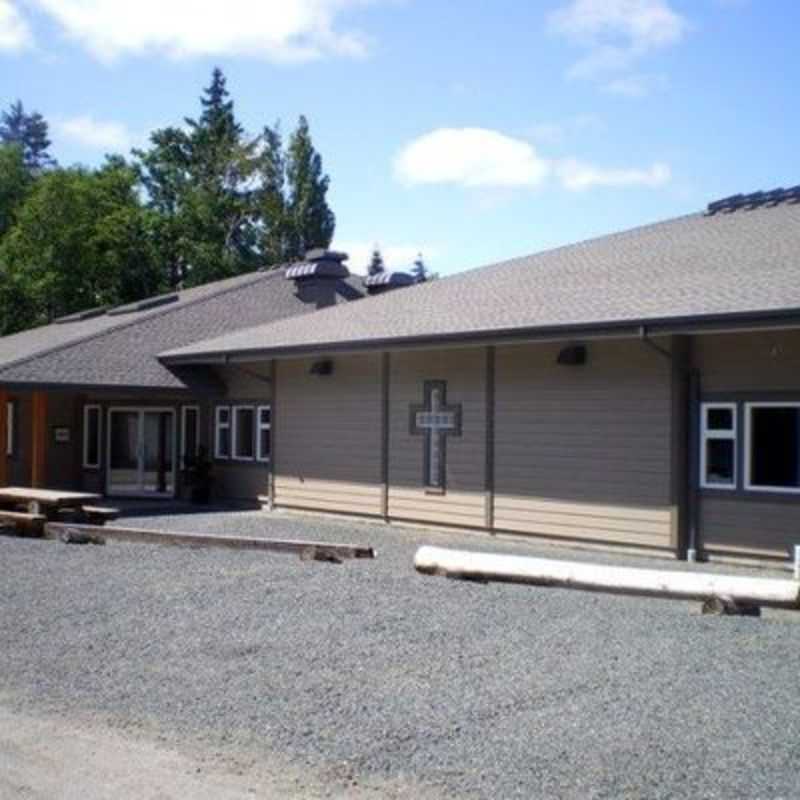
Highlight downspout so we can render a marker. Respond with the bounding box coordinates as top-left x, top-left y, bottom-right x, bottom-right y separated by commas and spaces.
640, 327, 700, 562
